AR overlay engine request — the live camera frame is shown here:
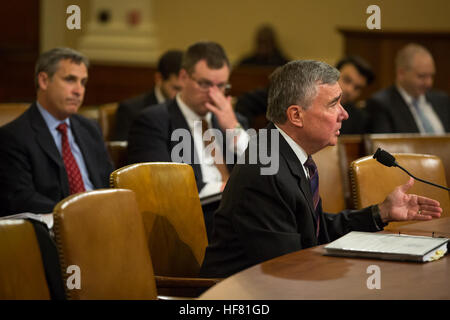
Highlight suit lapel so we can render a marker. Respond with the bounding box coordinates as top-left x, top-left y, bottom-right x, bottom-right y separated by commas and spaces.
30, 104, 63, 167
145, 89, 158, 106
29, 103, 69, 196
269, 123, 316, 217
391, 87, 419, 132
426, 92, 449, 131
70, 116, 99, 187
